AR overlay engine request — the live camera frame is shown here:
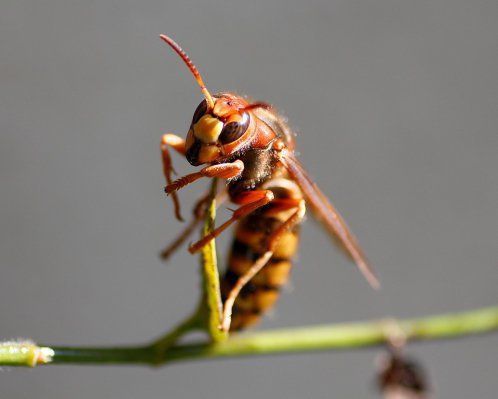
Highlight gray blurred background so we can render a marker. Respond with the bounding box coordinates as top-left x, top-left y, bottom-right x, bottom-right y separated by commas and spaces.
1, 1, 497, 398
